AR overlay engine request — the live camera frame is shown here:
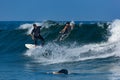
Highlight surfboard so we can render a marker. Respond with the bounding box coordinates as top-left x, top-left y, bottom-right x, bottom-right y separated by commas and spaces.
25, 44, 42, 49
